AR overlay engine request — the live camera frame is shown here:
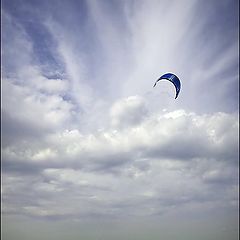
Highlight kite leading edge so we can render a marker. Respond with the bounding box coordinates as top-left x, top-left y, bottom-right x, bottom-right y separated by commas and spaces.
153, 73, 181, 99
